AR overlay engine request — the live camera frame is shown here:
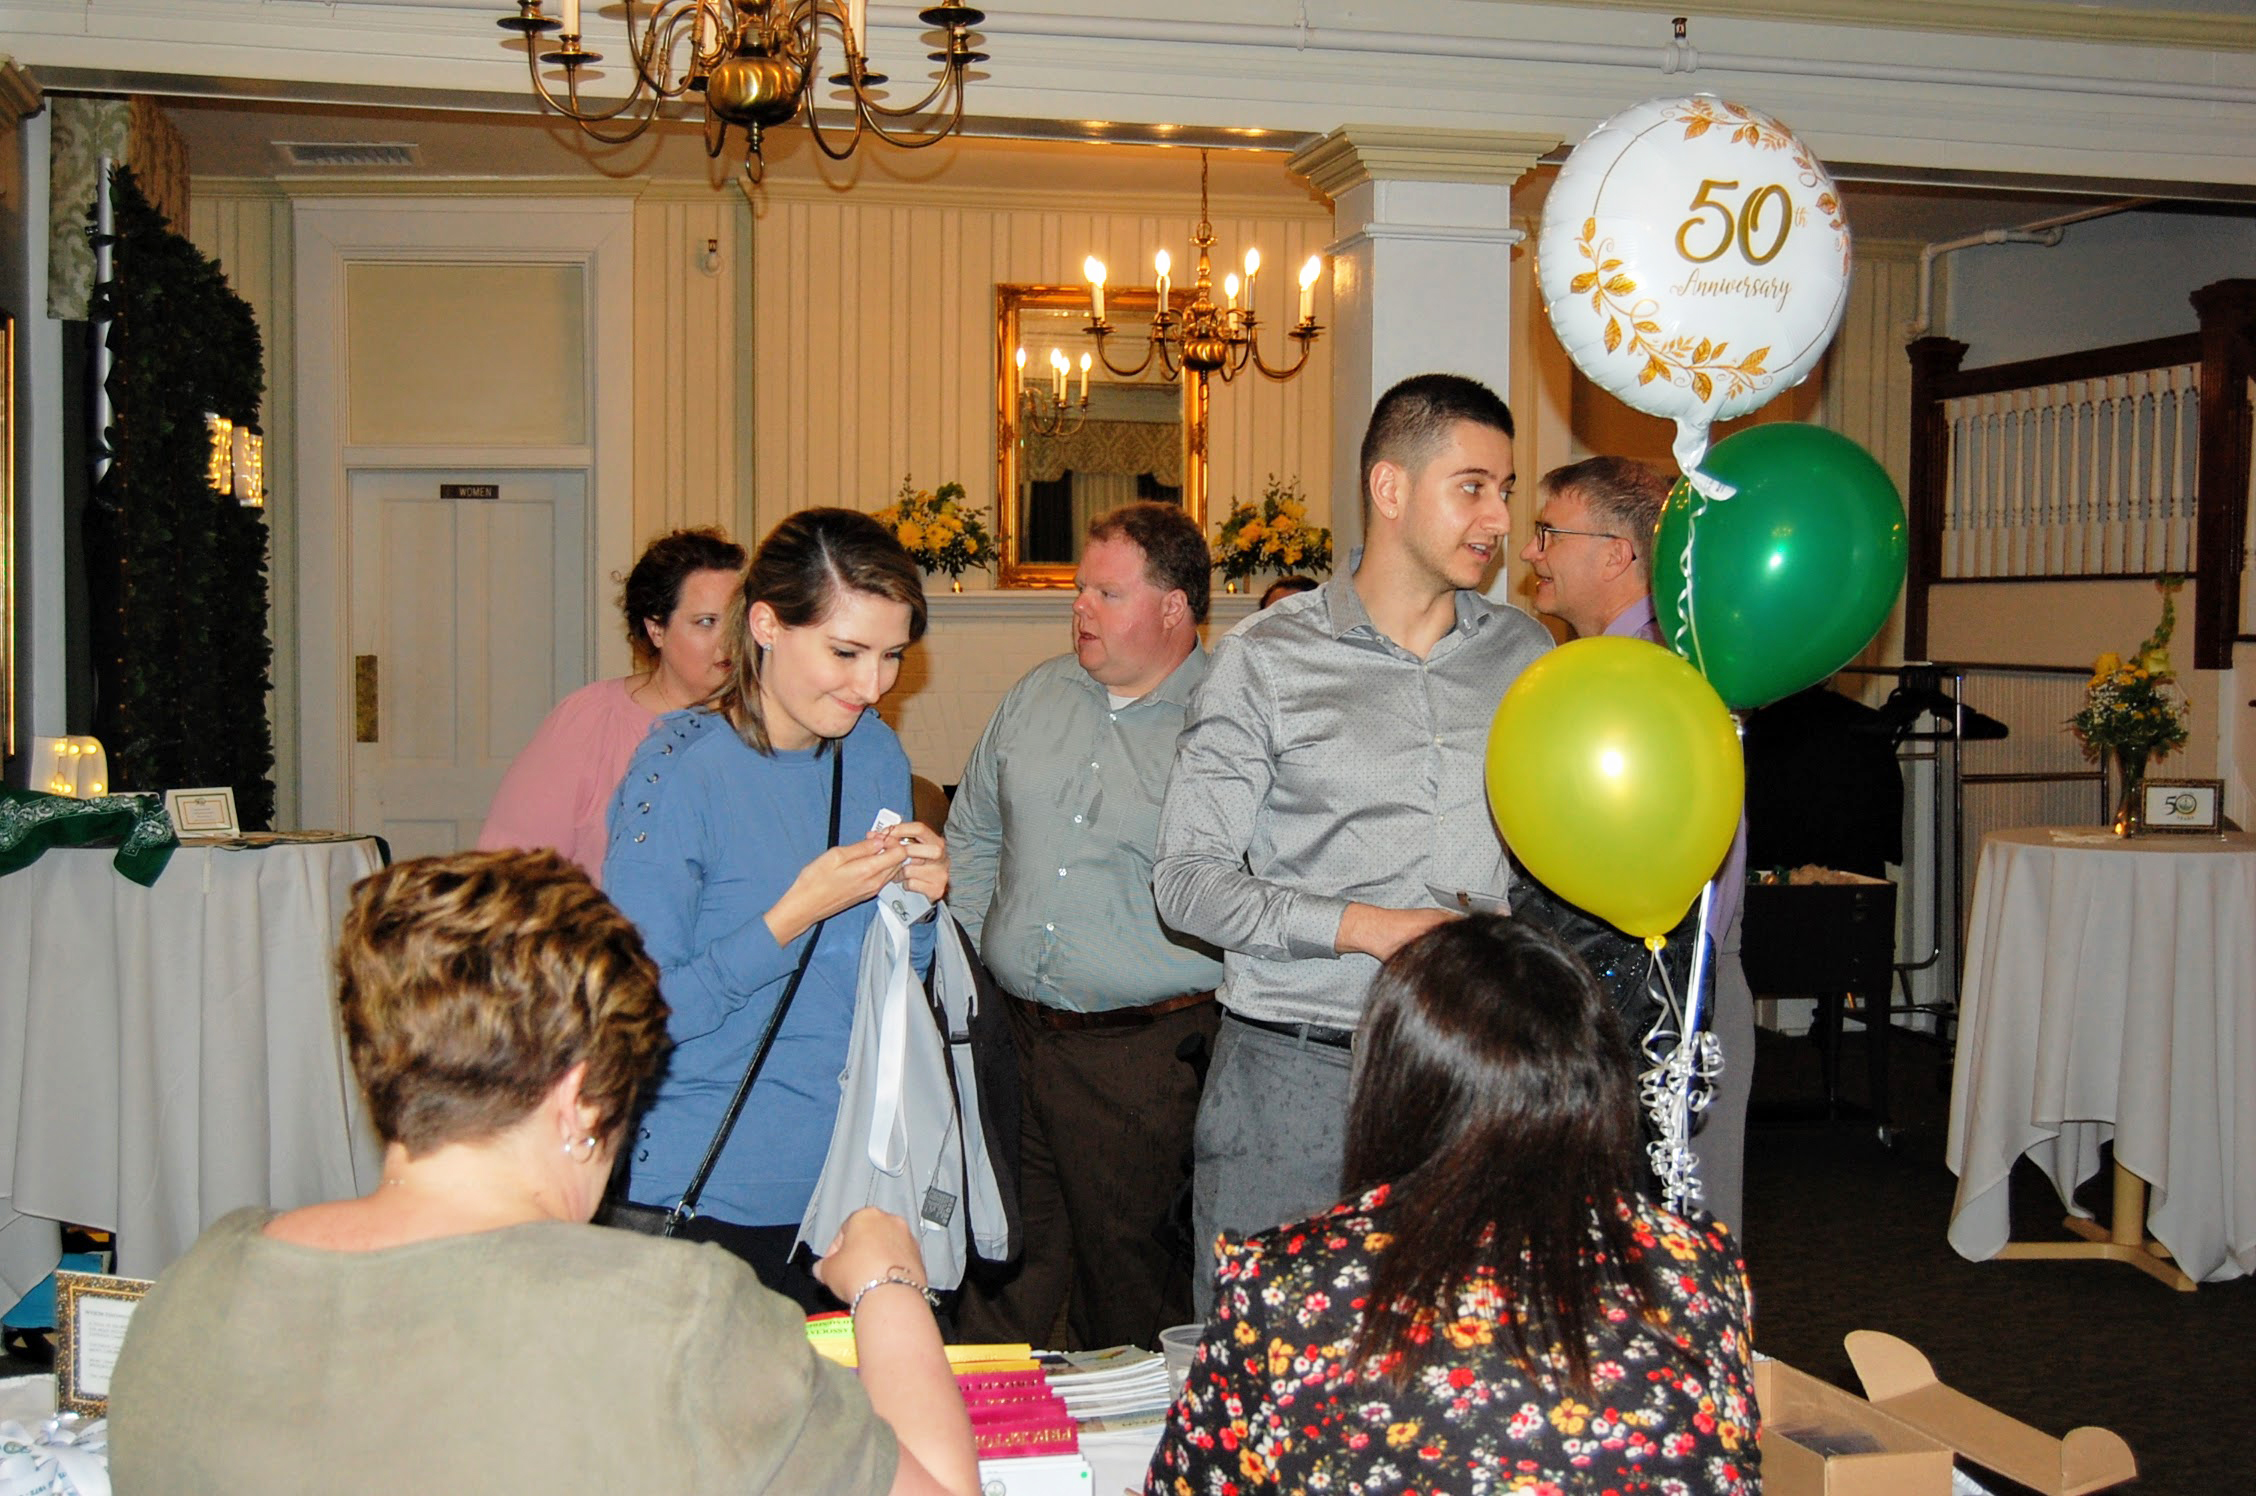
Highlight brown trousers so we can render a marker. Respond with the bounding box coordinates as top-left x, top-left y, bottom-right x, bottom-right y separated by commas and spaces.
955, 995, 1219, 1351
